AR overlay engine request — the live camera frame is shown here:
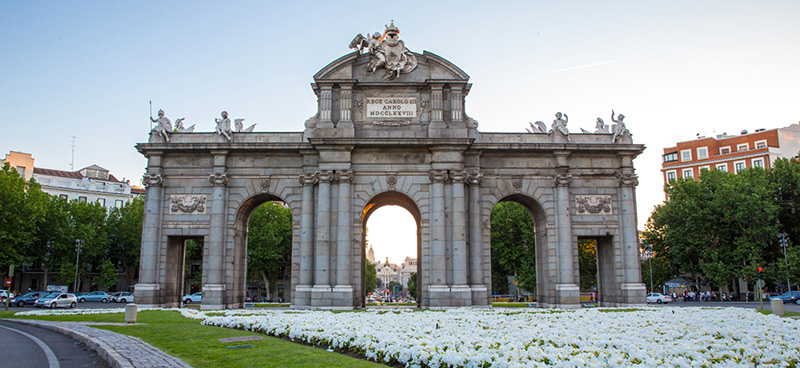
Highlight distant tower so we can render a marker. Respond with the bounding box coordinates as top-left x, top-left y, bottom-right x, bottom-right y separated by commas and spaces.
367, 244, 375, 263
